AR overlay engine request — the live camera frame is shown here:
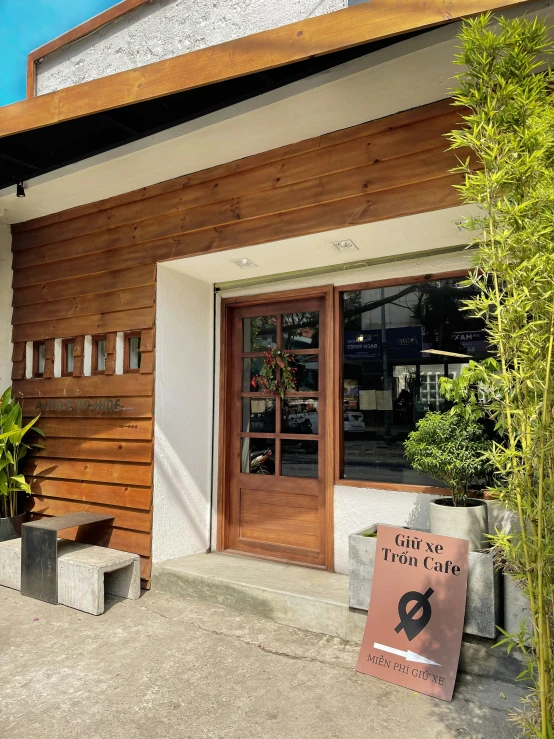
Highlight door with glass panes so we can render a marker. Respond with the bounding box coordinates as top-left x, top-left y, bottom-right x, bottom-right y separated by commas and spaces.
226, 295, 328, 566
